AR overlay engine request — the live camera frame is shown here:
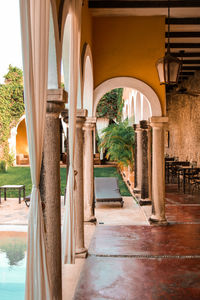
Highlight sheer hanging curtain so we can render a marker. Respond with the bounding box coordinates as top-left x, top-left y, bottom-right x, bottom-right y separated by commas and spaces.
19, 1, 51, 299
62, 0, 82, 264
